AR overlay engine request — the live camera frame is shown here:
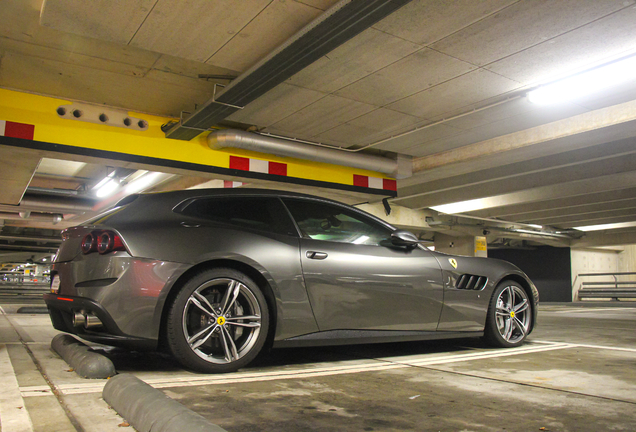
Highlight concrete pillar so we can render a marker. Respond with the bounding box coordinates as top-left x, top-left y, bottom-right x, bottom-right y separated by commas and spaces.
474, 236, 488, 257
434, 233, 488, 257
